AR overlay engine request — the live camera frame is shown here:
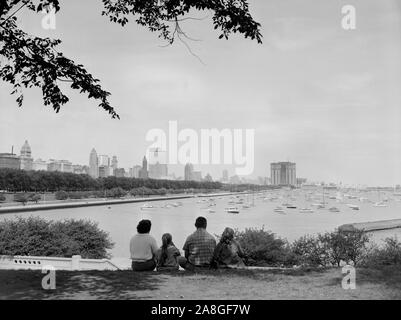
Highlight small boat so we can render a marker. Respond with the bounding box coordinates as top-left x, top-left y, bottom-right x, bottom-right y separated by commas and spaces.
329, 207, 340, 213
225, 207, 240, 214
206, 208, 216, 213
286, 205, 297, 209
141, 203, 155, 210
347, 204, 360, 210
311, 203, 325, 209
171, 202, 183, 207
299, 208, 314, 213
274, 206, 286, 214
373, 201, 387, 207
